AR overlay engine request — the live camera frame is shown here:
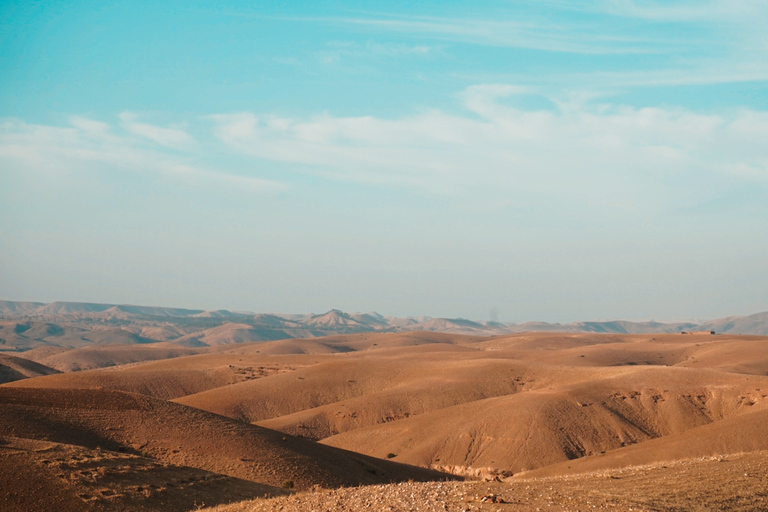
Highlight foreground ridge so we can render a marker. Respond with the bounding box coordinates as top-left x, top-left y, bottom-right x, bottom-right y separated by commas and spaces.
203, 452, 768, 512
